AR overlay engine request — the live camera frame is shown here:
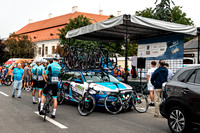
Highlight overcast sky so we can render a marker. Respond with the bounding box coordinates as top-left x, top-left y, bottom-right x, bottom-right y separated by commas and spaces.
0, 0, 199, 39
